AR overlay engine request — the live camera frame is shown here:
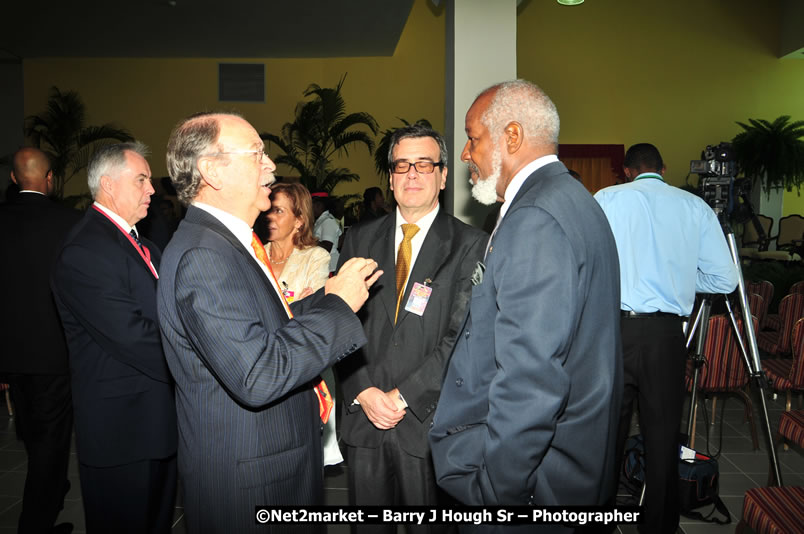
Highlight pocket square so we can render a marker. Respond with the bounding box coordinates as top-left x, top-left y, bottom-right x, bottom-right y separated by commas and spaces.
471, 261, 486, 286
